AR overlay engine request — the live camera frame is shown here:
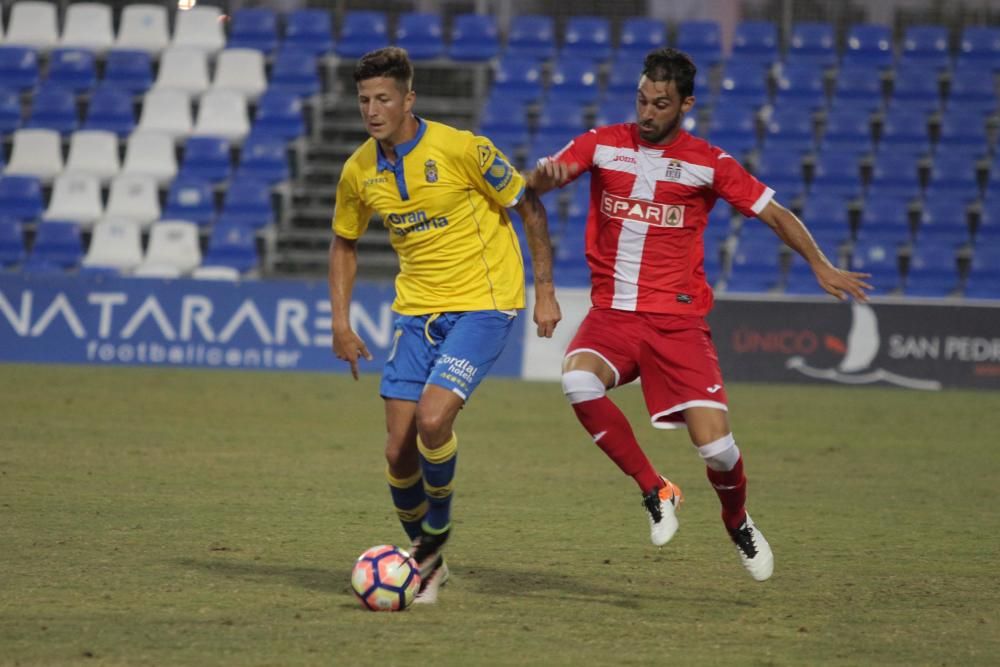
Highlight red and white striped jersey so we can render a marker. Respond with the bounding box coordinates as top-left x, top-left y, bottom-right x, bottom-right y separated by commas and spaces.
546, 124, 774, 316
